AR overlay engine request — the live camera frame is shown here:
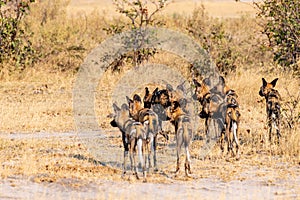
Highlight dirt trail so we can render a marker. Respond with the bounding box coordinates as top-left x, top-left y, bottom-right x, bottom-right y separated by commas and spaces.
0, 132, 299, 199
0, 175, 298, 199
